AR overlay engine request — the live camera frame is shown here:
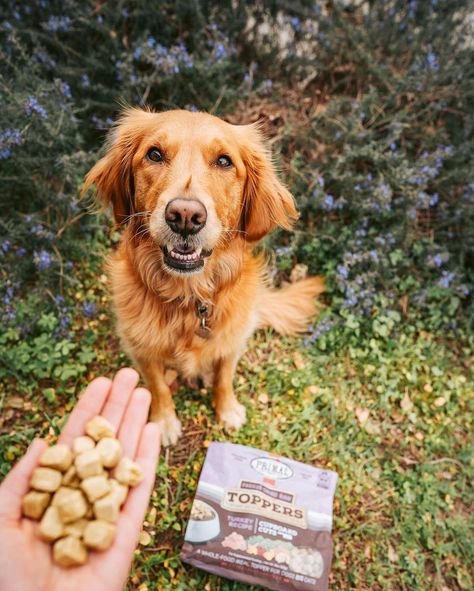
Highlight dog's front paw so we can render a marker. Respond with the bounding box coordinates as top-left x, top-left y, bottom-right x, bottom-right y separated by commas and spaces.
217, 401, 247, 432
155, 413, 182, 447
